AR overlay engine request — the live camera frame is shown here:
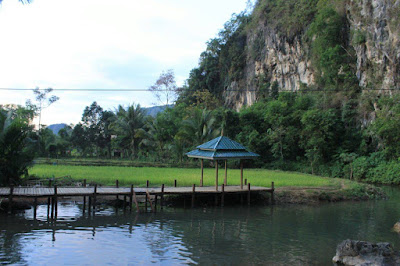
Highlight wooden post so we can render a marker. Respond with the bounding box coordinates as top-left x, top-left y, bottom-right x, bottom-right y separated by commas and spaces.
146, 191, 155, 212
145, 180, 149, 210
174, 179, 177, 187
93, 184, 97, 215
51, 196, 54, 219
224, 160, 228, 186
33, 197, 38, 220
48, 179, 52, 187
200, 159, 204, 187
247, 183, 251, 206
240, 160, 244, 189
47, 196, 51, 218
54, 185, 58, 218
132, 188, 139, 213
154, 194, 158, 212
161, 184, 165, 210
8, 186, 13, 214
215, 160, 219, 191
245, 179, 247, 185
83, 179, 87, 214
271, 181, 275, 205
116, 179, 119, 200
129, 185, 133, 212
88, 196, 92, 215
191, 184, 195, 208
221, 184, 225, 207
